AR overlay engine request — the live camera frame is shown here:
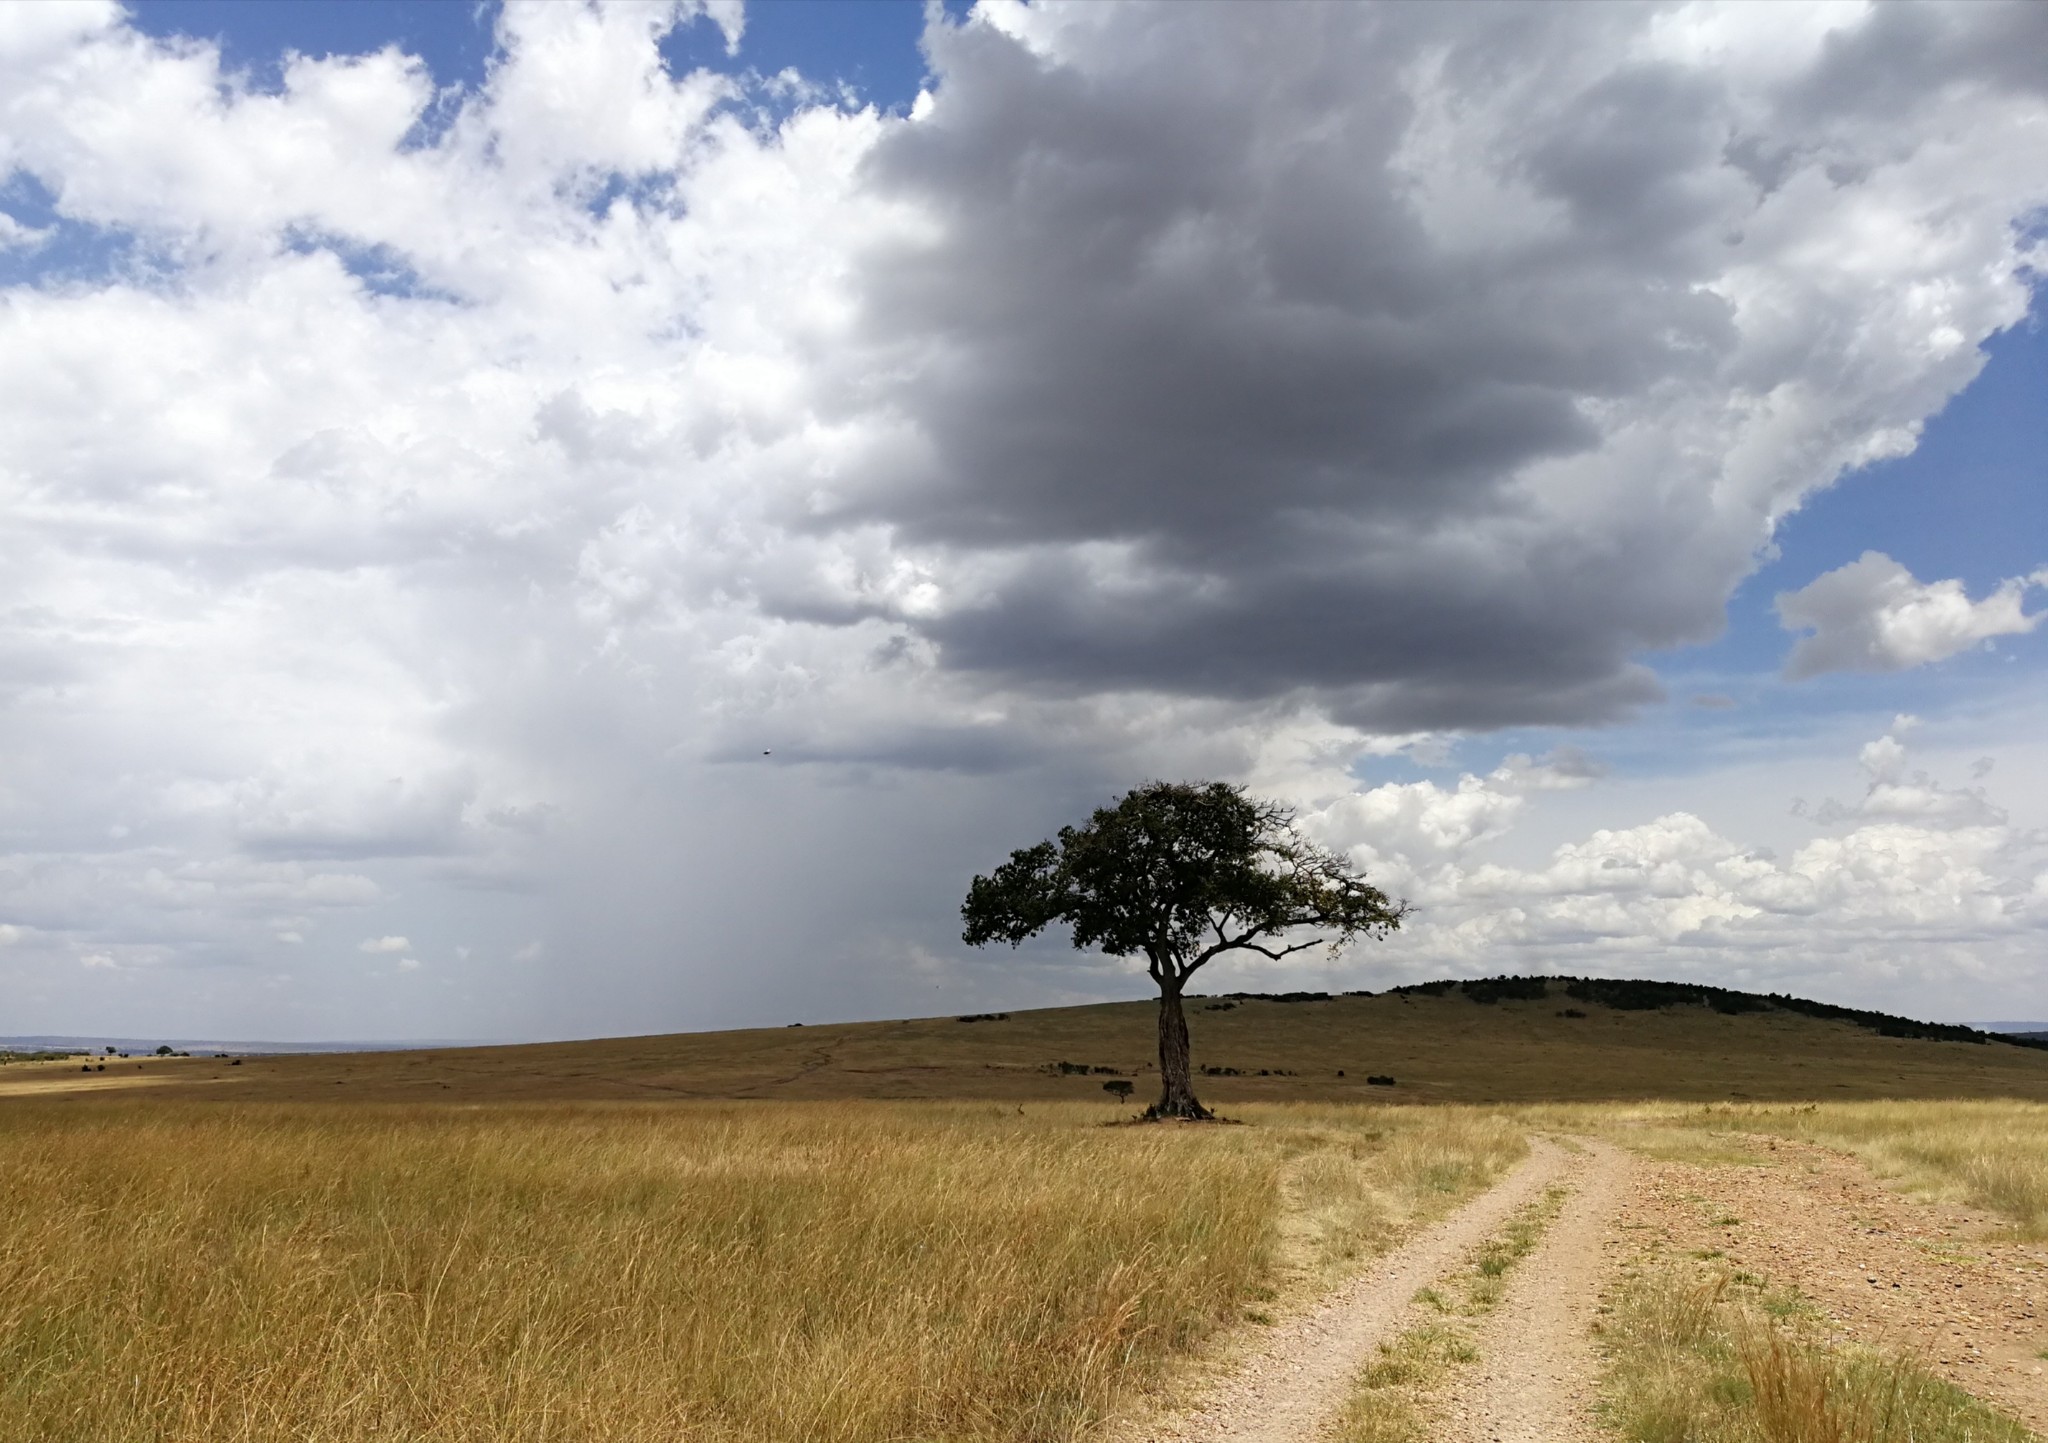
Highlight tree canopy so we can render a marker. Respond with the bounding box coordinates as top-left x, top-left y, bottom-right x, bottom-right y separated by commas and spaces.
962, 780, 1405, 1117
